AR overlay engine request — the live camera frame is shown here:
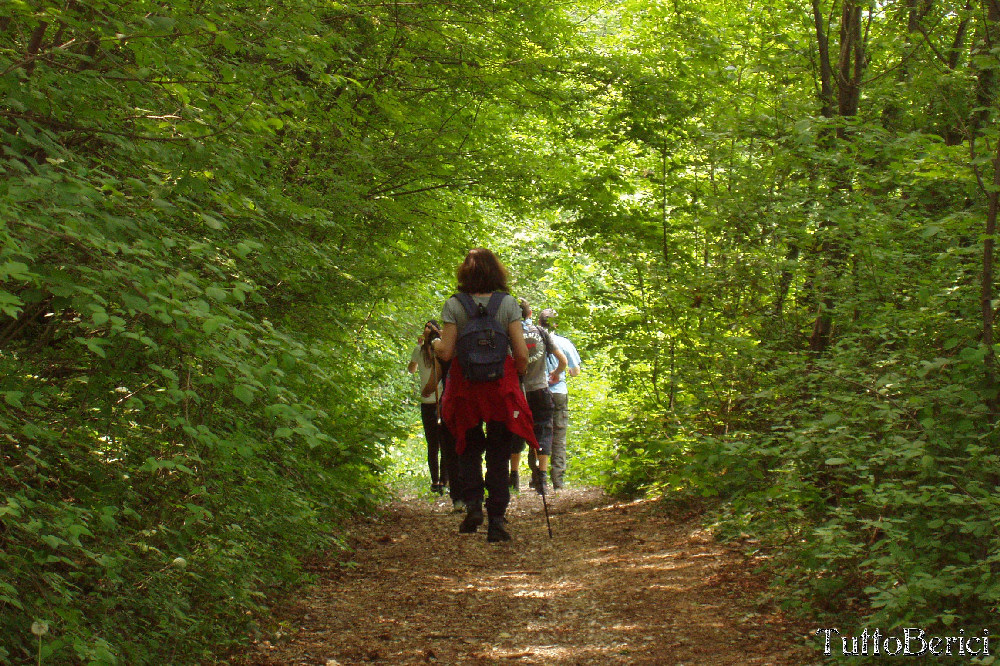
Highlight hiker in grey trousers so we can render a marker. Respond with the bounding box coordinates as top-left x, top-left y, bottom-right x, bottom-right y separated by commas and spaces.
538, 308, 581, 490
